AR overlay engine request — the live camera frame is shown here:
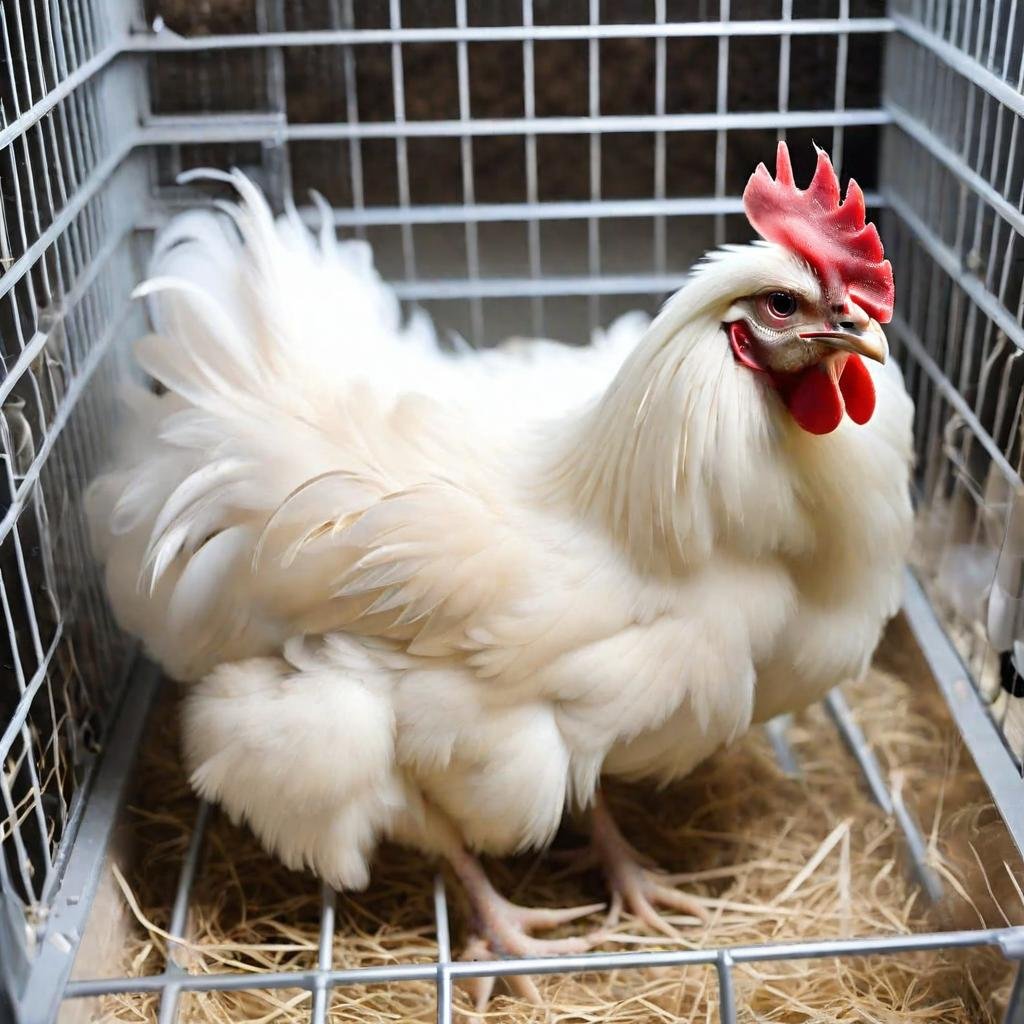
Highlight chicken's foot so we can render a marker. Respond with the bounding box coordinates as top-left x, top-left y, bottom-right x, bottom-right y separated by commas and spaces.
591, 790, 709, 938
446, 842, 607, 1011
